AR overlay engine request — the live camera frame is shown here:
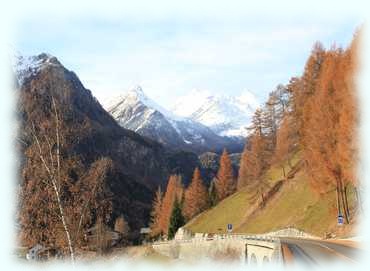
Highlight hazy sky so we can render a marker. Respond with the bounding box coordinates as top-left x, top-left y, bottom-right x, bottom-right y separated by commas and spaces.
12, 1, 363, 107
